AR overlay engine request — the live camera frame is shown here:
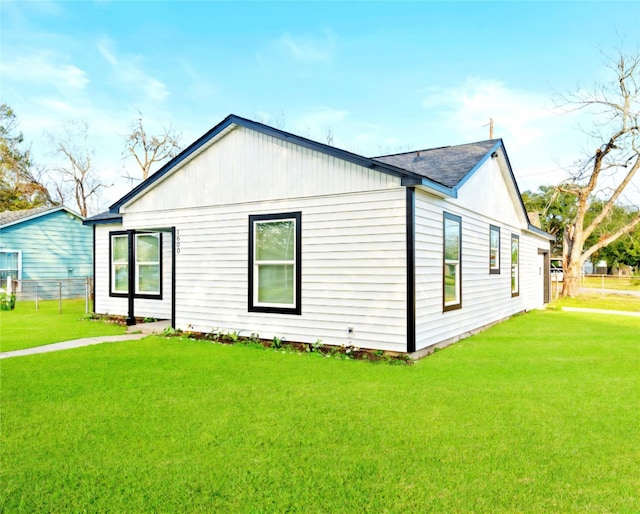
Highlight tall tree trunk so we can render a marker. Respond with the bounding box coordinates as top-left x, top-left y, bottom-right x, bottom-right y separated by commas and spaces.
562, 221, 590, 297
